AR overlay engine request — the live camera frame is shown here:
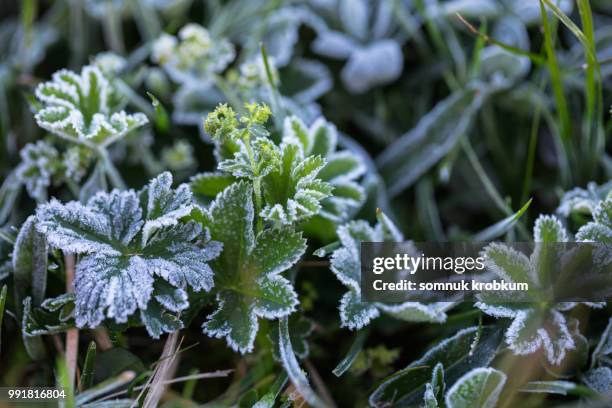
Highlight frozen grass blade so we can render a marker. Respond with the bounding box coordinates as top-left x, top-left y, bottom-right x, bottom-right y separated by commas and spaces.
333, 329, 369, 377
278, 317, 326, 408
540, 0, 571, 144
473, 199, 532, 241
